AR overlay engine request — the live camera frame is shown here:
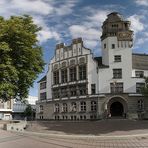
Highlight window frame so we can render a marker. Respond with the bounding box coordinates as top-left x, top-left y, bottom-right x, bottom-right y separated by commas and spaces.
62, 103, 68, 112
91, 84, 96, 94
110, 82, 124, 93
61, 68, 67, 83
91, 101, 97, 111
80, 101, 86, 112
79, 64, 87, 80
112, 44, 115, 49
40, 82, 46, 90
55, 103, 60, 113
40, 92, 46, 100
69, 66, 77, 82
114, 55, 121, 62
113, 69, 122, 79
136, 83, 145, 93
135, 71, 144, 78
53, 70, 59, 84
